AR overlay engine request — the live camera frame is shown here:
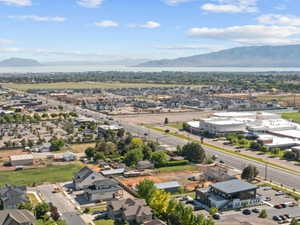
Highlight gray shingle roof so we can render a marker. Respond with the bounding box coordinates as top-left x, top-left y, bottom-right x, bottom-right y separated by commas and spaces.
0, 209, 36, 225
211, 179, 257, 194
